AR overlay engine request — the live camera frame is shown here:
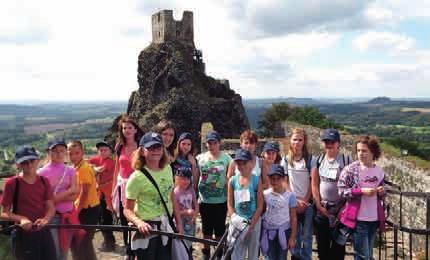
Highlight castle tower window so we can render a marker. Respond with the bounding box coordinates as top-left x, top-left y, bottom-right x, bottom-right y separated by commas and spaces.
158, 14, 160, 22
